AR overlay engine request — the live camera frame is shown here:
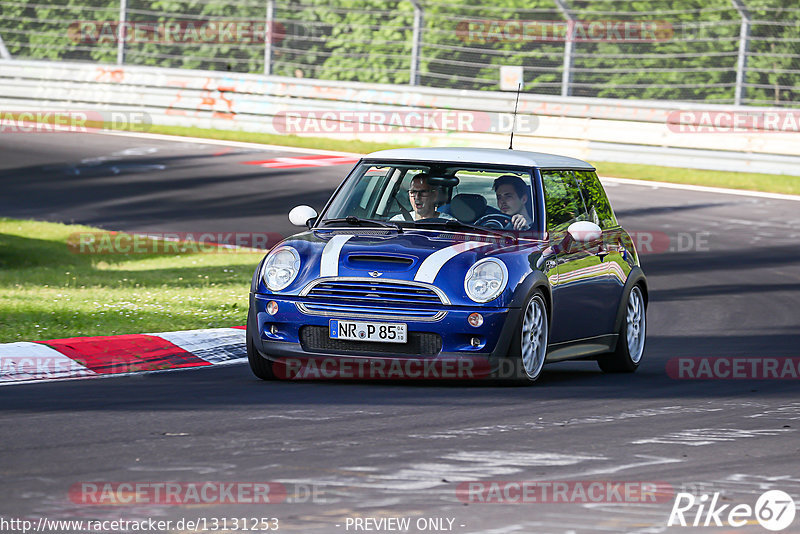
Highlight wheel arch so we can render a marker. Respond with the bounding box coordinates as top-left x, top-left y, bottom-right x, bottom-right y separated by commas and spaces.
510, 270, 552, 321
612, 266, 648, 338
